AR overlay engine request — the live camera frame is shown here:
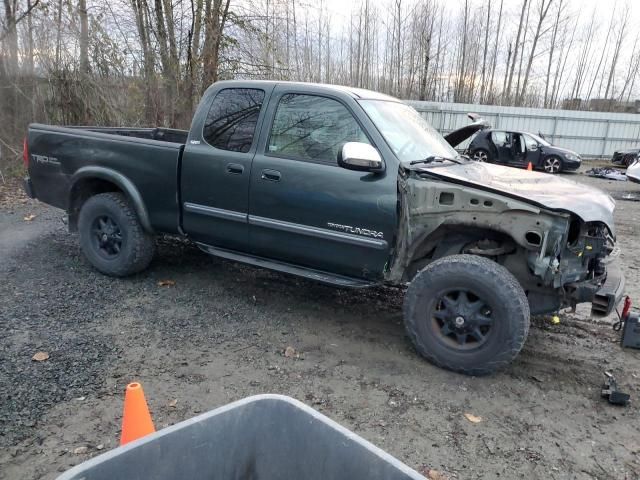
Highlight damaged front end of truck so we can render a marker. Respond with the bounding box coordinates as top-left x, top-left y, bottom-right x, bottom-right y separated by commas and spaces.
387, 161, 624, 316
